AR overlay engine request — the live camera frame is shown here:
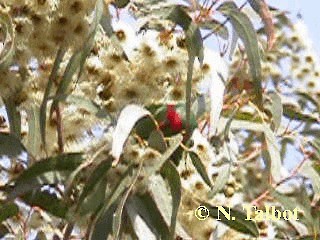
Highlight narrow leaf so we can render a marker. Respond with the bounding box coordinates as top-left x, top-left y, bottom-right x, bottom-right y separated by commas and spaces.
248, 0, 275, 50
22, 190, 68, 219
113, 159, 144, 239
218, 2, 263, 108
204, 203, 259, 237
111, 104, 153, 165
40, 47, 66, 148
3, 98, 21, 139
208, 164, 231, 198
189, 151, 213, 188
0, 12, 15, 69
267, 91, 282, 131
160, 162, 181, 239
26, 106, 41, 157
0, 202, 19, 222
77, 159, 112, 209
0, 133, 26, 157
299, 161, 320, 202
